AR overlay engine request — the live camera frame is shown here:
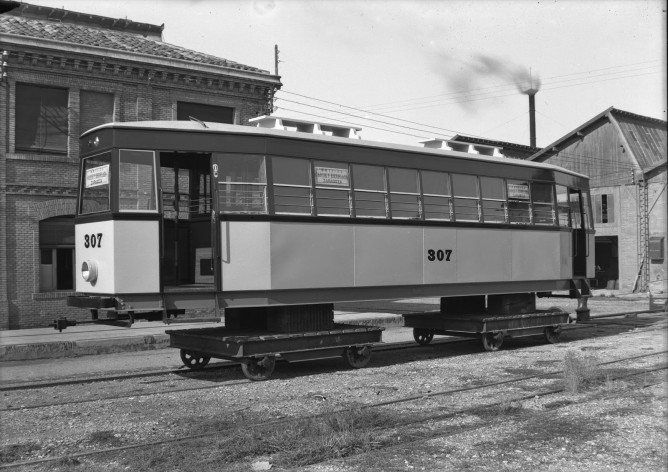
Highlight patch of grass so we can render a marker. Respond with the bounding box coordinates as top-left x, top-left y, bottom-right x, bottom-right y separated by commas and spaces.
470, 399, 525, 418
119, 408, 408, 471
563, 350, 601, 393
0, 442, 41, 463
87, 430, 122, 447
